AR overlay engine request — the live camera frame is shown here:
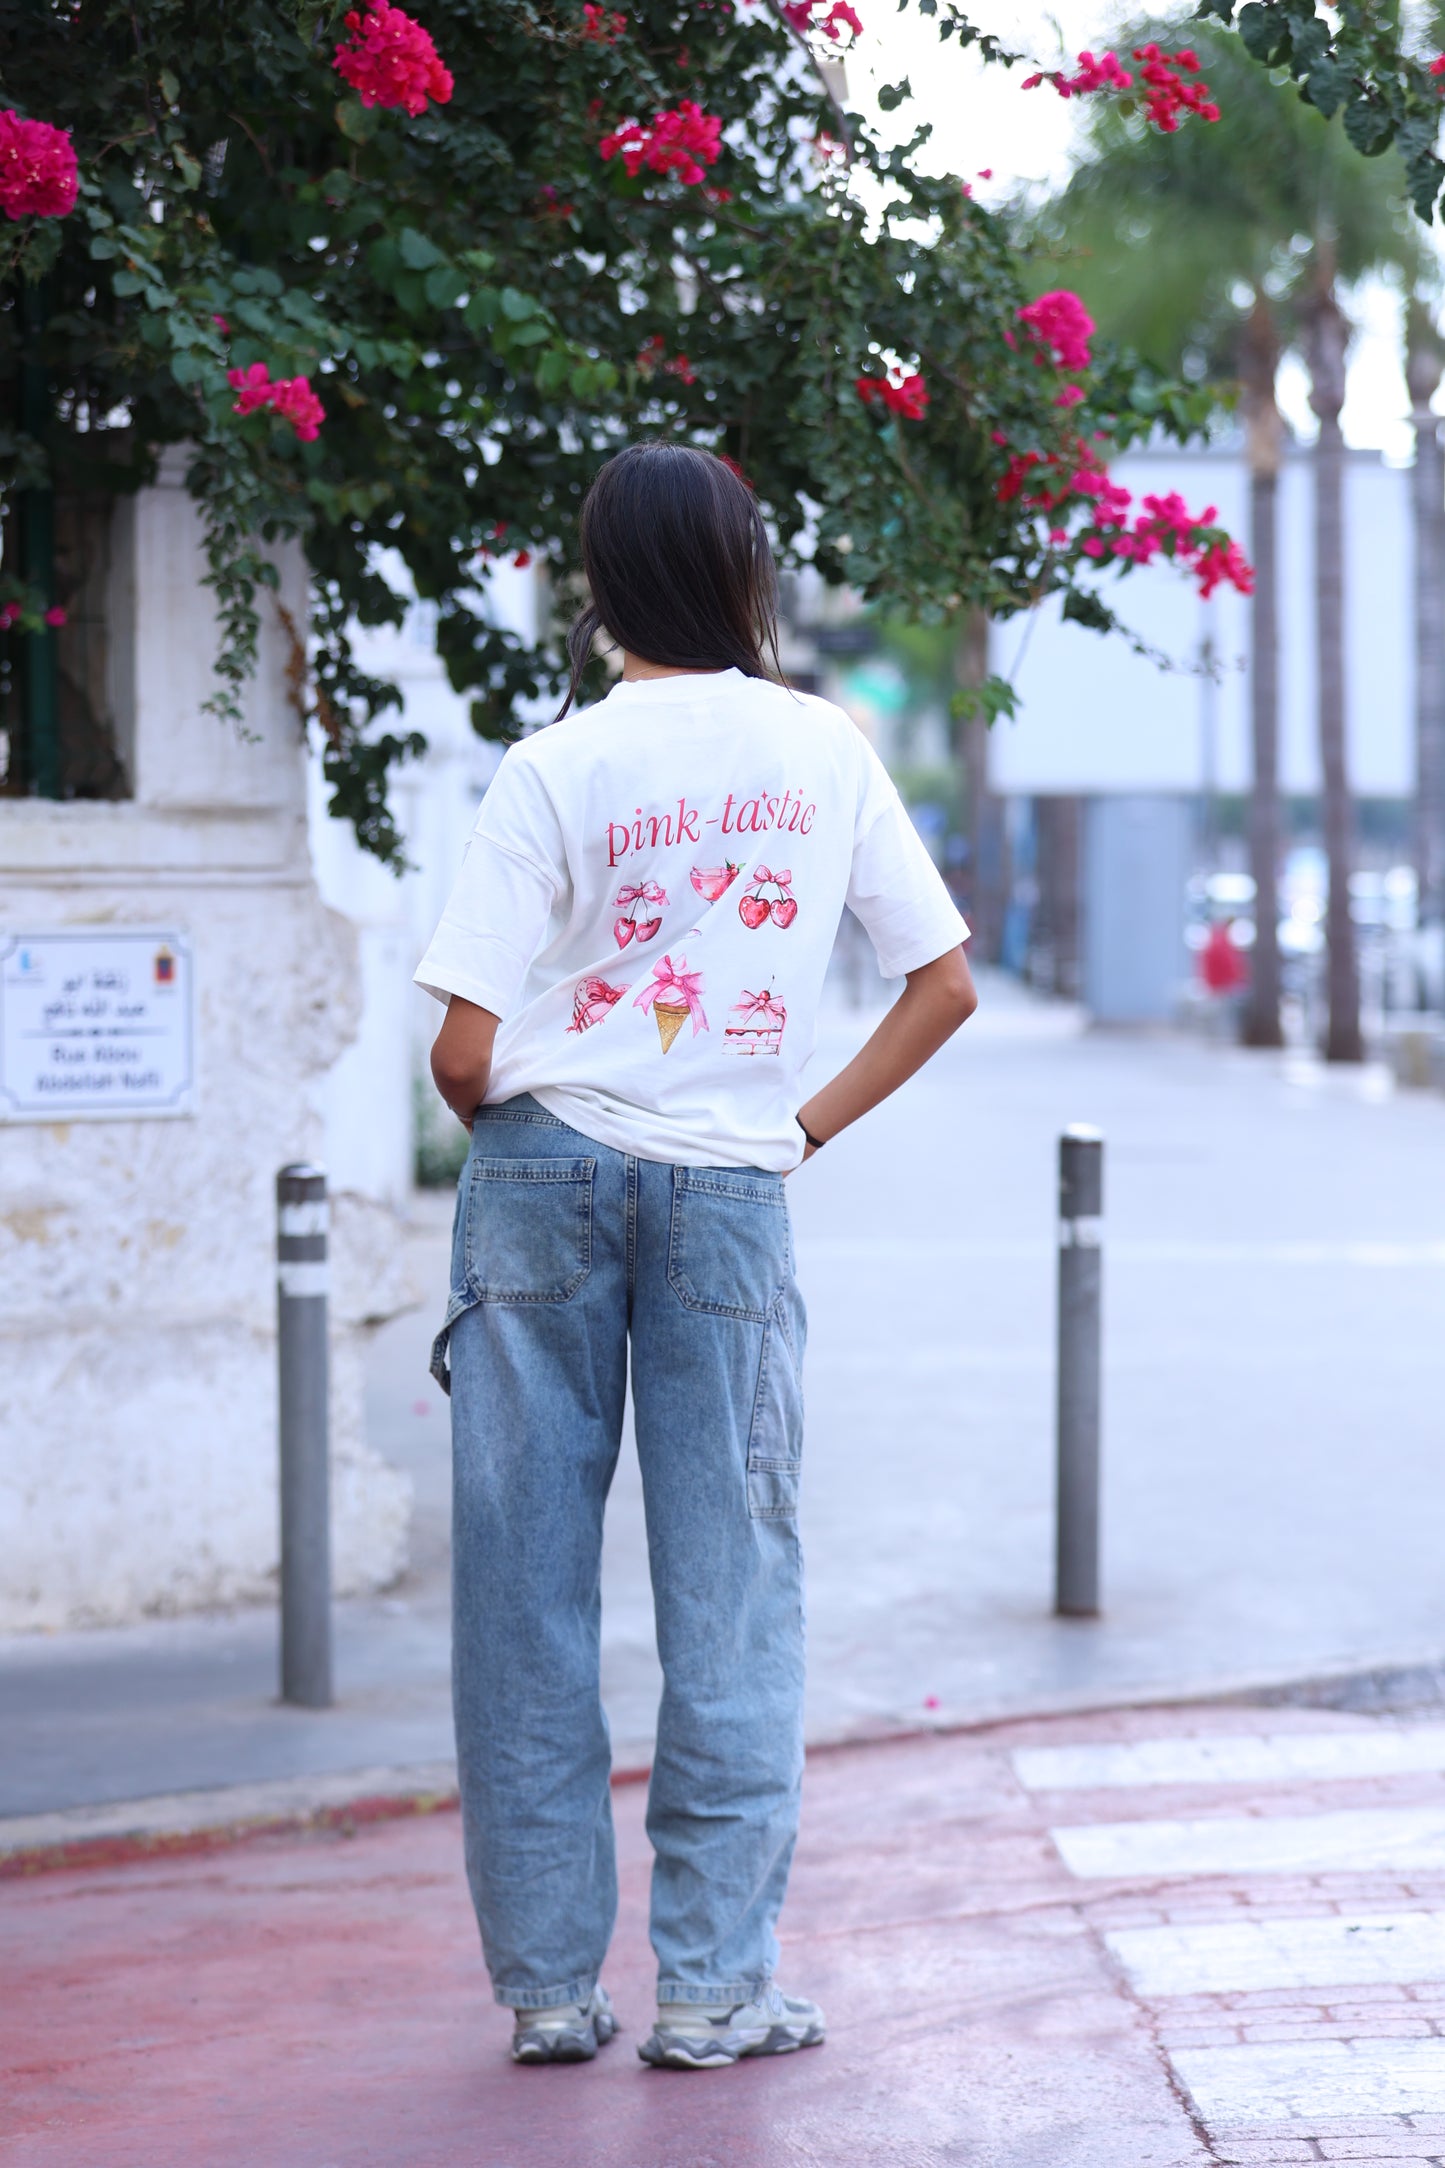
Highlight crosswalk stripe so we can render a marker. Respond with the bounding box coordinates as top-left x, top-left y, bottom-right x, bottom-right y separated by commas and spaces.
1015, 1728, 1445, 1792
1106, 1912, 1445, 1997
1052, 1806, 1445, 1880
1170, 2039, 1445, 2124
